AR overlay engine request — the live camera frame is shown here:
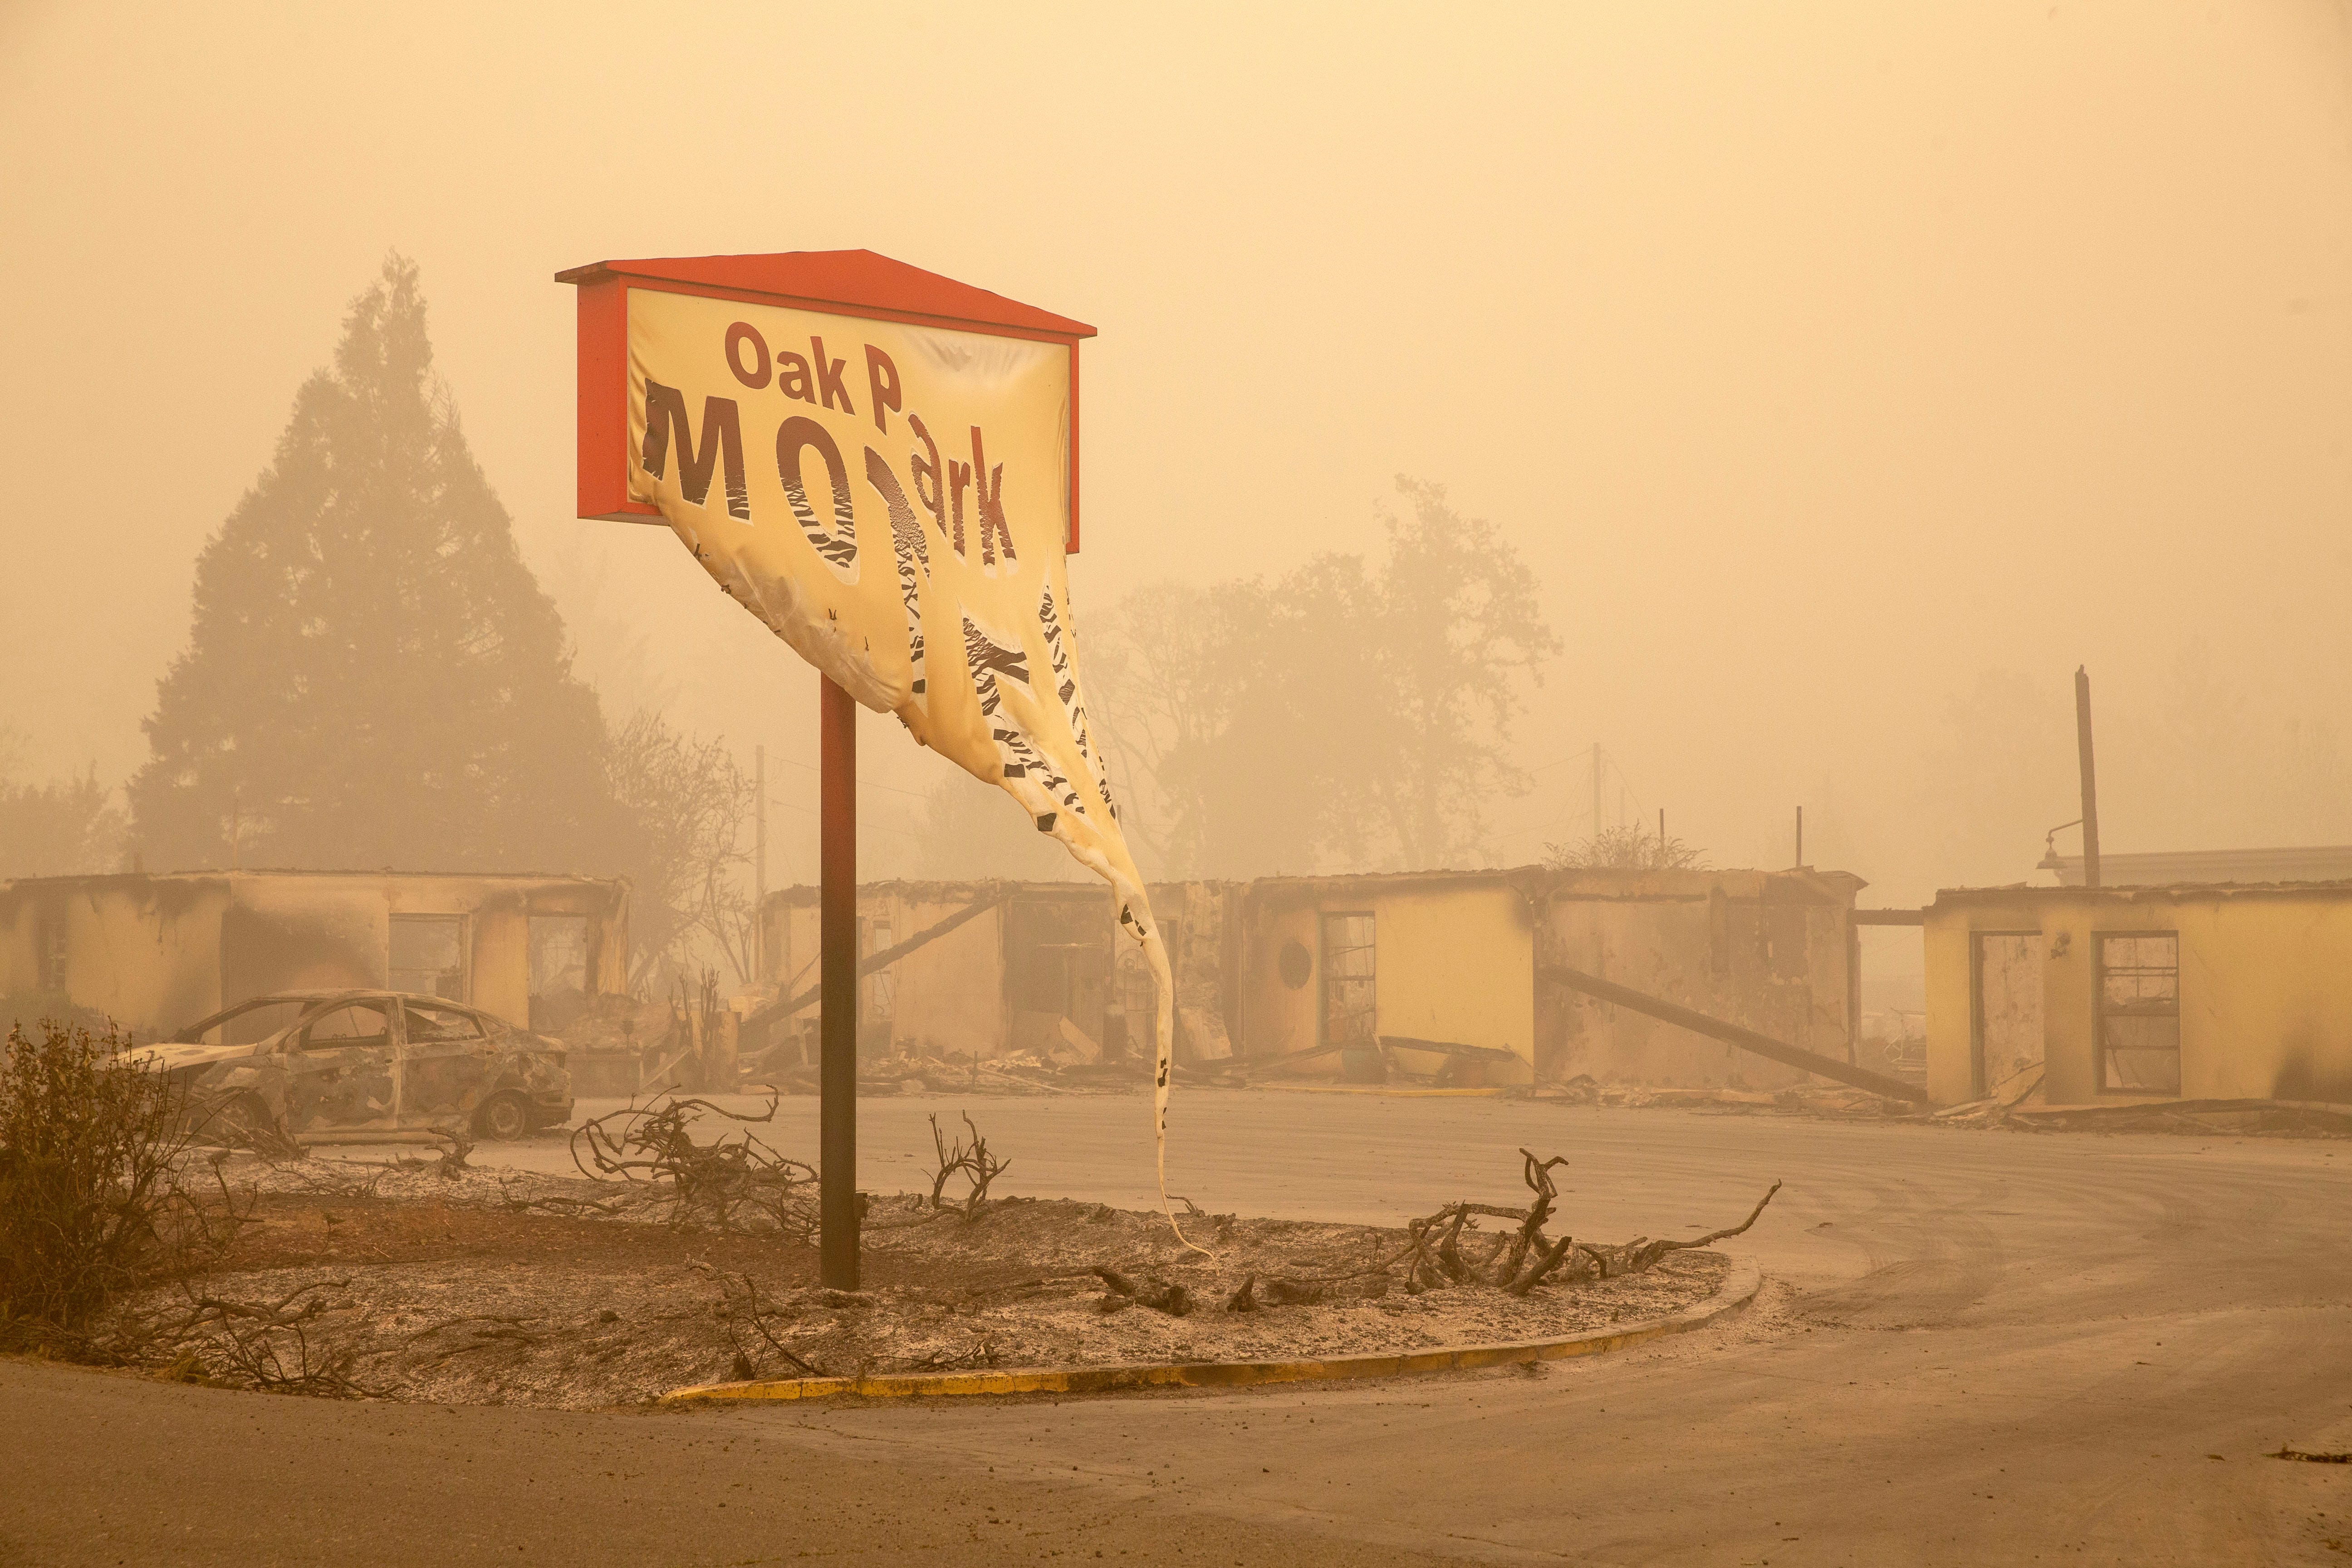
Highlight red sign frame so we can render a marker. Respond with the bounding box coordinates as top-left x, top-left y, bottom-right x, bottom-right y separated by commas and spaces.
555, 250, 1098, 552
